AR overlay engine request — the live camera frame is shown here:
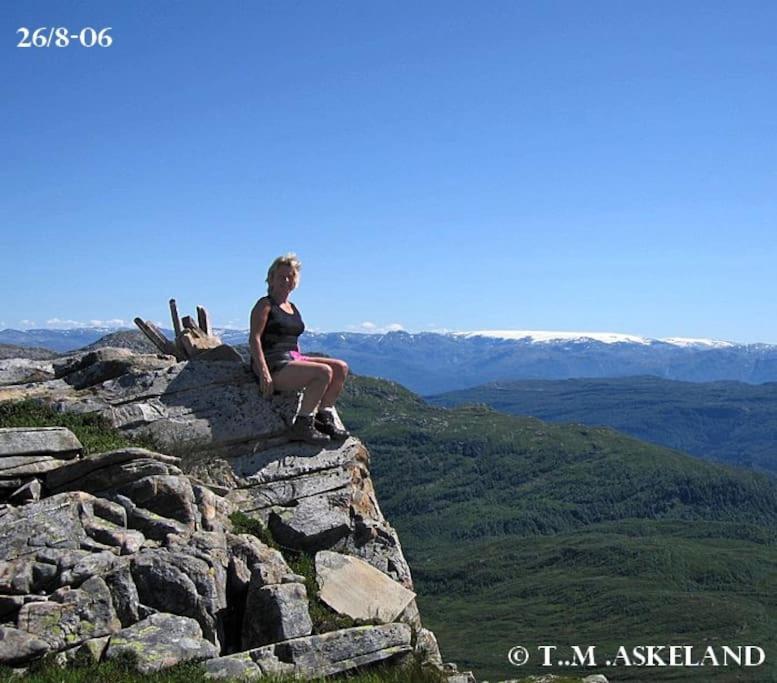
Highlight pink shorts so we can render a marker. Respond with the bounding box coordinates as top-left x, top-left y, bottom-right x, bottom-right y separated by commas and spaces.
289, 350, 312, 362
